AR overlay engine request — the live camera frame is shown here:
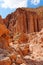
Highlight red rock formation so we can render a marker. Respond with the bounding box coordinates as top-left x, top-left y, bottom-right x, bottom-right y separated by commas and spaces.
3, 7, 43, 37
14, 33, 28, 44
0, 23, 11, 49
0, 7, 43, 65
0, 28, 43, 65
0, 16, 3, 24
0, 57, 11, 65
